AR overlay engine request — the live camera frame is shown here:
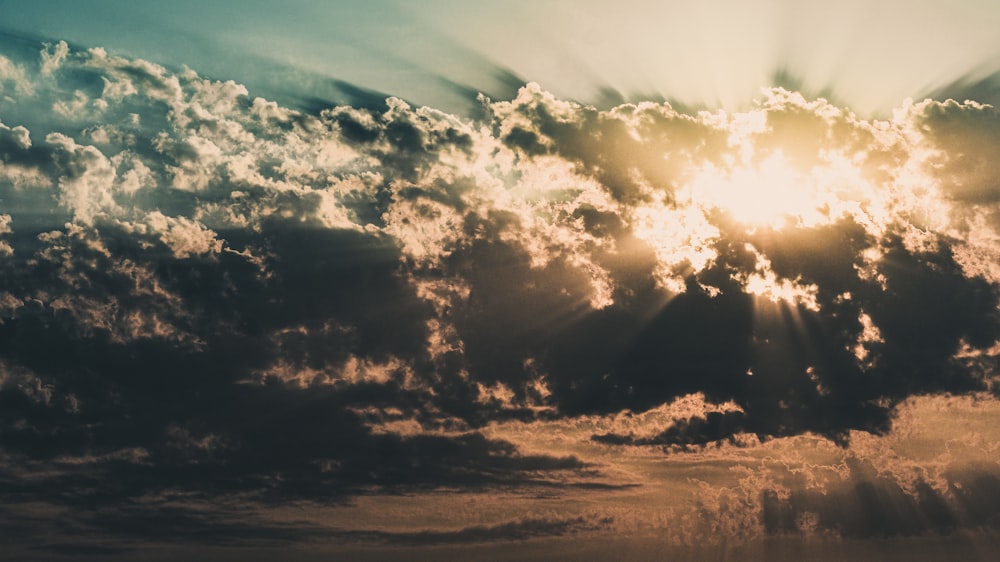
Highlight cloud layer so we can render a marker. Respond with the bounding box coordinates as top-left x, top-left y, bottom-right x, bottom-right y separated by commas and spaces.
0, 39, 999, 554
